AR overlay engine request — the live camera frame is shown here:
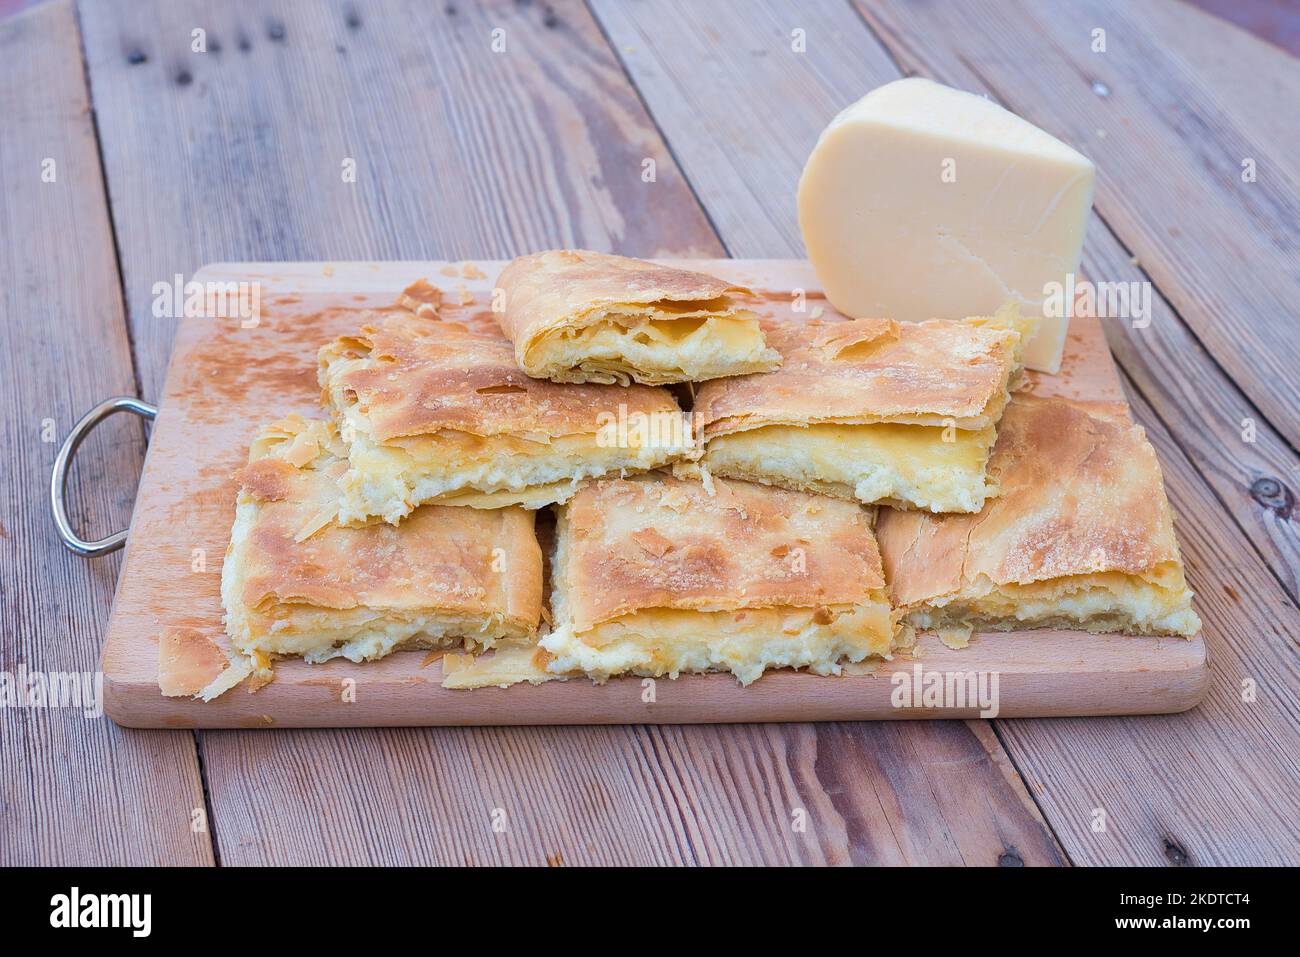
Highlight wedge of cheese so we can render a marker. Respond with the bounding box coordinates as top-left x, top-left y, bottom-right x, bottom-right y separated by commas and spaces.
797, 78, 1095, 373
